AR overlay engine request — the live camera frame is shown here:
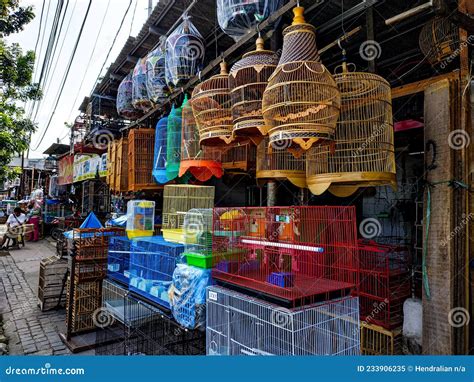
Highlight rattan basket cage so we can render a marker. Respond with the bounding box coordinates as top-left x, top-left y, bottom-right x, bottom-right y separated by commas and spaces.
229, 37, 278, 140
191, 62, 234, 146
262, 6, 340, 153
419, 16, 460, 66
306, 63, 396, 197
